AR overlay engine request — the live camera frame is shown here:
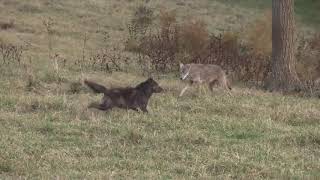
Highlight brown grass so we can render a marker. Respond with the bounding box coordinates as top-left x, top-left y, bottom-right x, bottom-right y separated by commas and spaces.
245, 10, 272, 56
